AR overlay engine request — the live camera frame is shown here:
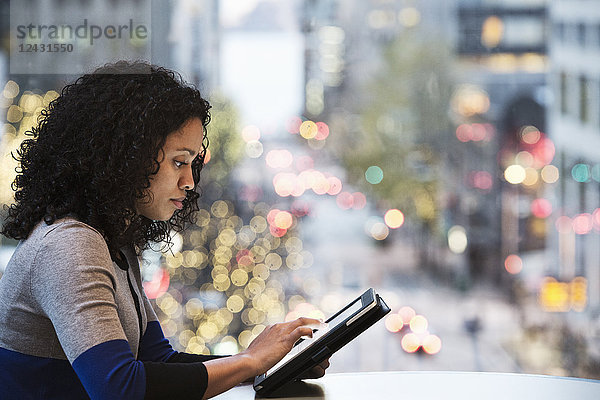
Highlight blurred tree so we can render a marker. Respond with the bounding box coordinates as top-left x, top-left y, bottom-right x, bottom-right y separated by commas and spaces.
331, 30, 455, 245
200, 93, 244, 188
